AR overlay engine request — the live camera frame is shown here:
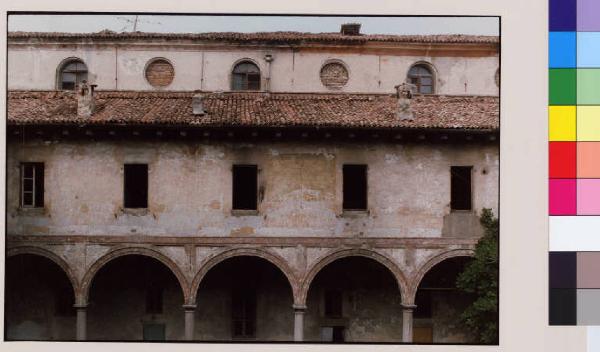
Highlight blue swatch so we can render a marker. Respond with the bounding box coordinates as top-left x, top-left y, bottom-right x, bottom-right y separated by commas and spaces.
550, 32, 577, 68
